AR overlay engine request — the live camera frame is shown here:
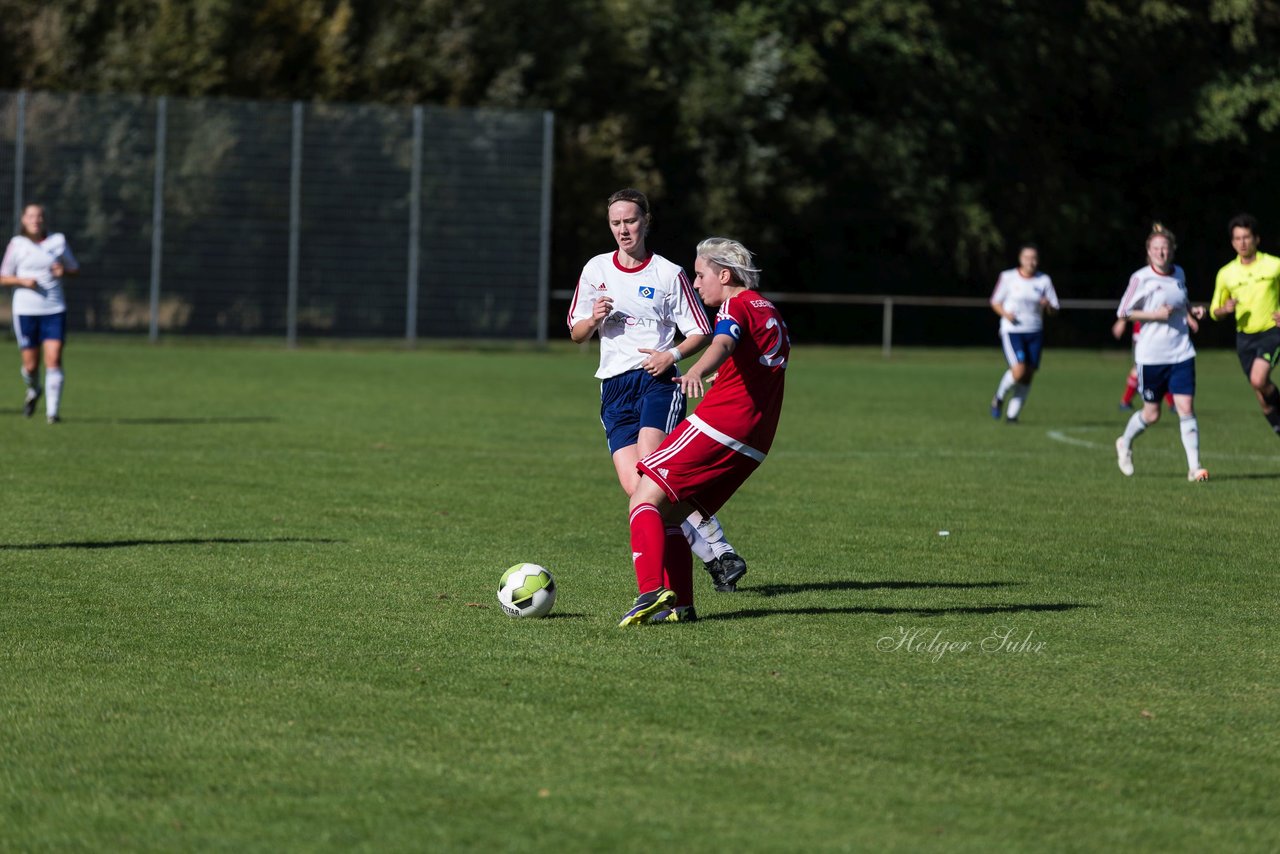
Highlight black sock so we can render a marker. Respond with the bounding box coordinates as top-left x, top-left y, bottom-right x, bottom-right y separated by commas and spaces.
1264, 387, 1280, 434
